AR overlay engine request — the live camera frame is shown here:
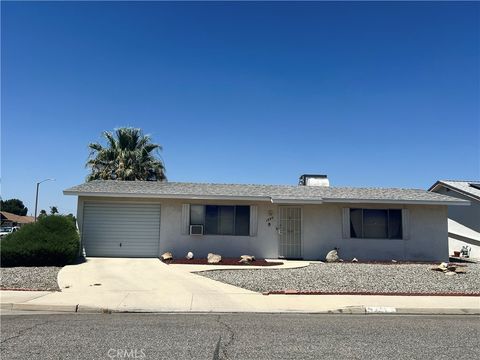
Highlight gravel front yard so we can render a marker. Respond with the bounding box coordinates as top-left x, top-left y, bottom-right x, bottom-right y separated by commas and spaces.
0, 267, 61, 291
197, 263, 480, 294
